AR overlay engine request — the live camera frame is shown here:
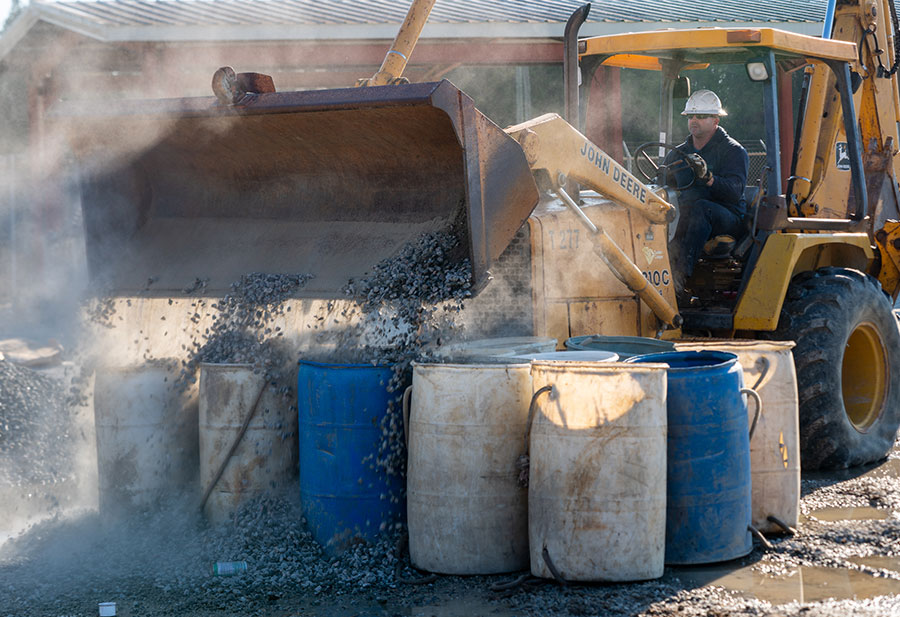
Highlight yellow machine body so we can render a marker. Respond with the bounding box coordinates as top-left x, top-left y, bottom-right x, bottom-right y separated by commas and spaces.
528, 197, 675, 344
733, 233, 873, 330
